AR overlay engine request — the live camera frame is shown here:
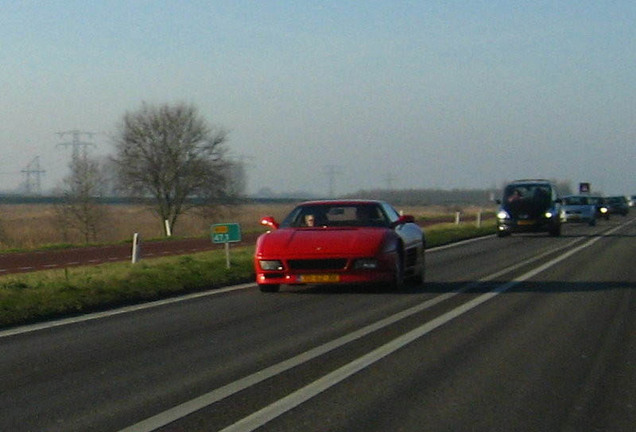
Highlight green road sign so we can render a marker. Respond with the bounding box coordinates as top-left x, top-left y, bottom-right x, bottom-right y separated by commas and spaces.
211, 223, 241, 243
